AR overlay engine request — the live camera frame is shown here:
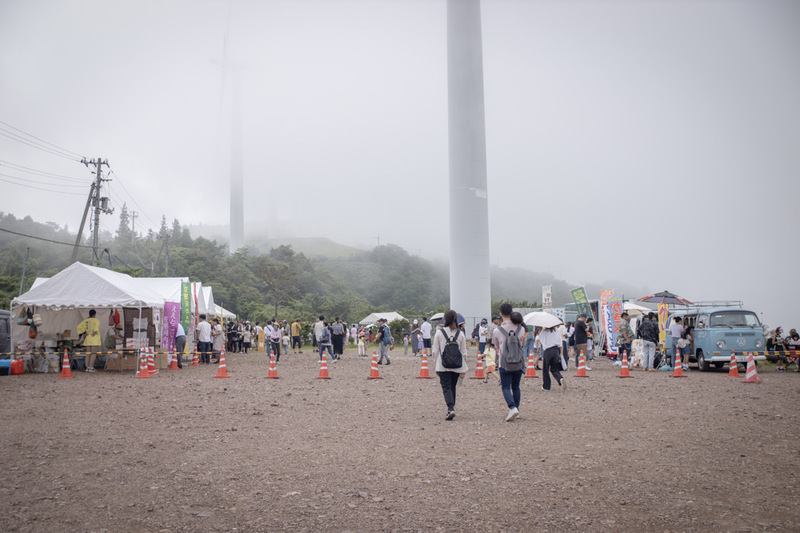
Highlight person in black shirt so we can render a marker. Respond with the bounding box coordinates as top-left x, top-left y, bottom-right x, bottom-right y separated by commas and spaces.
574, 314, 588, 368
